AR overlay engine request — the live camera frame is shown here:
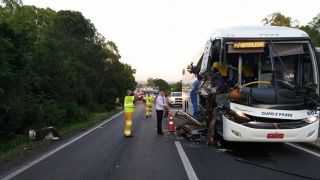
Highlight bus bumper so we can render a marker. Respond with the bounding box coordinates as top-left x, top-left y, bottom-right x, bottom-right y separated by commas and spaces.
222, 115, 319, 142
